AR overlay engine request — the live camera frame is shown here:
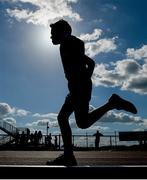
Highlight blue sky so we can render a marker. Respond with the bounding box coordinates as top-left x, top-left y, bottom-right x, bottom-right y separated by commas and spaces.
0, 0, 147, 135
